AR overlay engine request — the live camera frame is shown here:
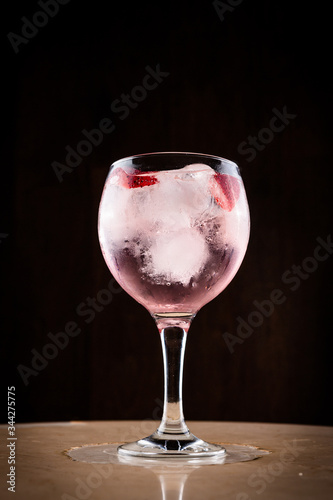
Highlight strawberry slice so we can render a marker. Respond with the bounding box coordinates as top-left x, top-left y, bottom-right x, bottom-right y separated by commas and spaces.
210, 173, 240, 212
127, 171, 159, 188
111, 168, 159, 189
